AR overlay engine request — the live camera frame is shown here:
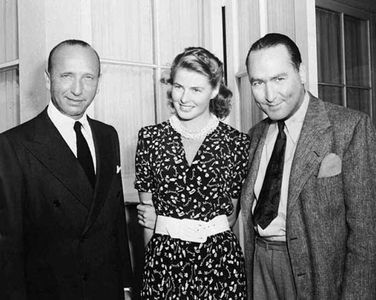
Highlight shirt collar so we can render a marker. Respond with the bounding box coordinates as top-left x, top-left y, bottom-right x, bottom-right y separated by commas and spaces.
284, 92, 309, 144
47, 100, 90, 130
